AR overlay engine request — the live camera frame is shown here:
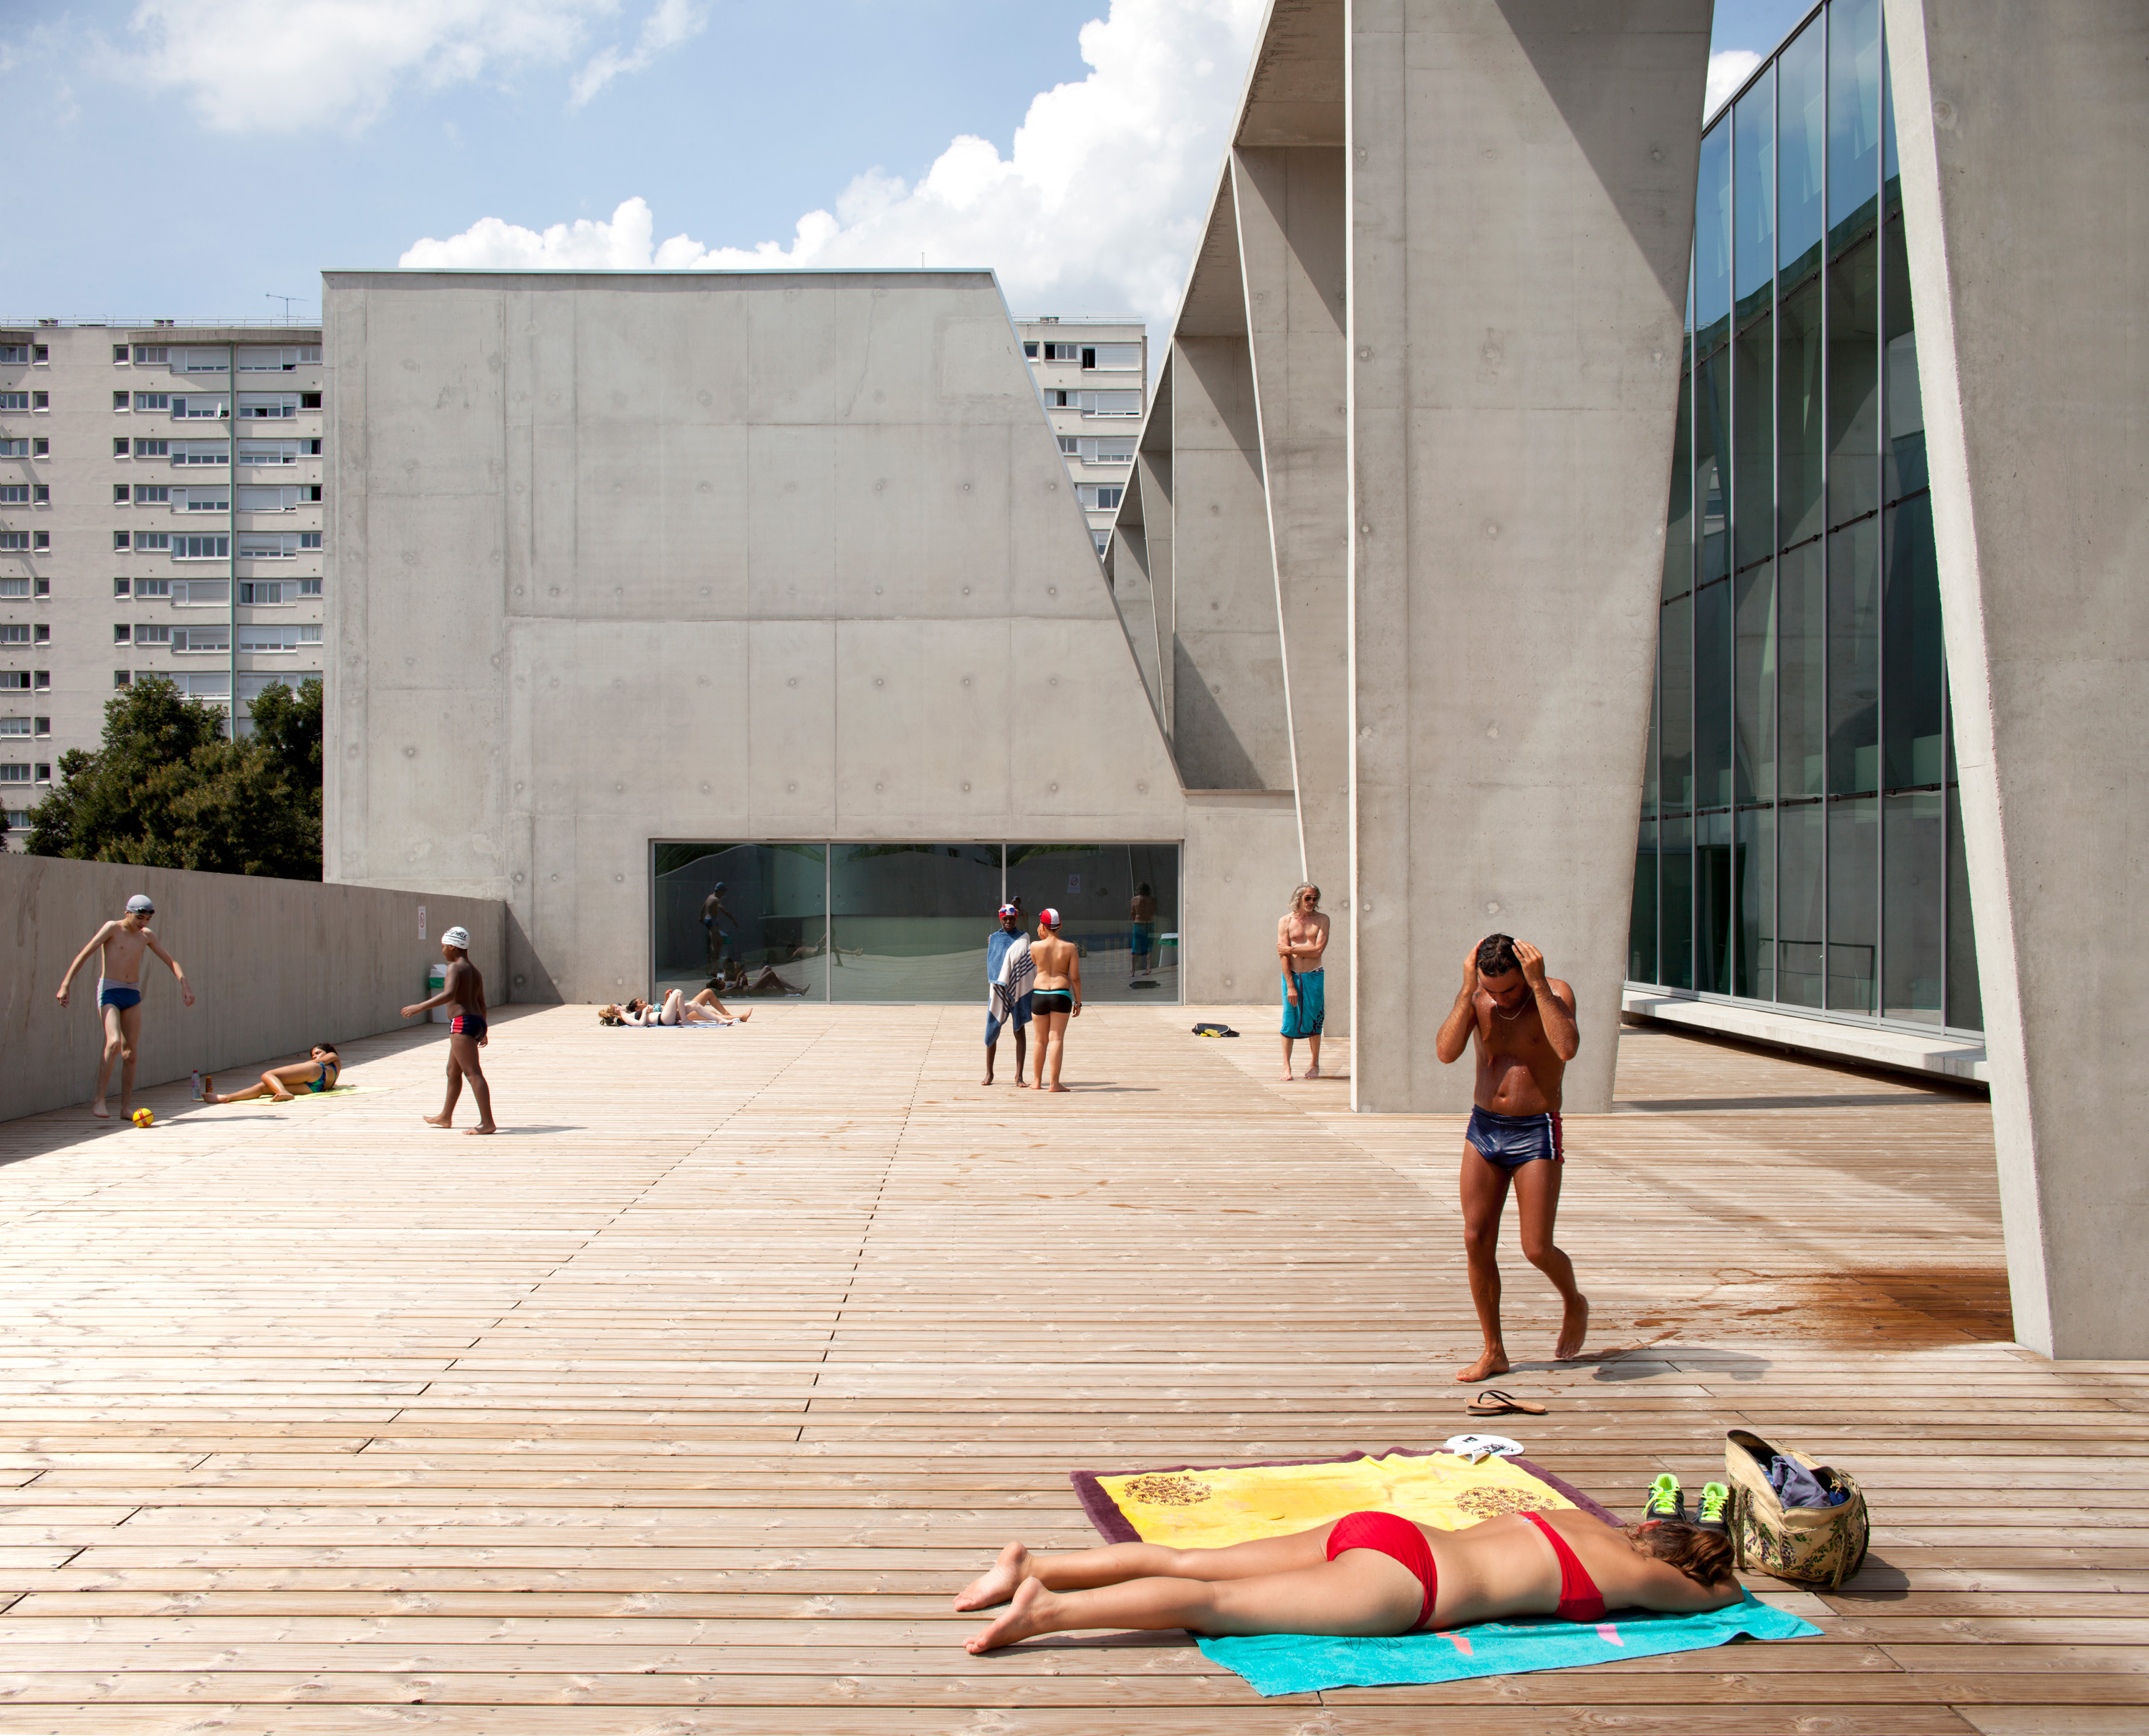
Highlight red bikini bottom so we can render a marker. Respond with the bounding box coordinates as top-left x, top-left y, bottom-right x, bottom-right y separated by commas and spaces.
1325, 1510, 1437, 1630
